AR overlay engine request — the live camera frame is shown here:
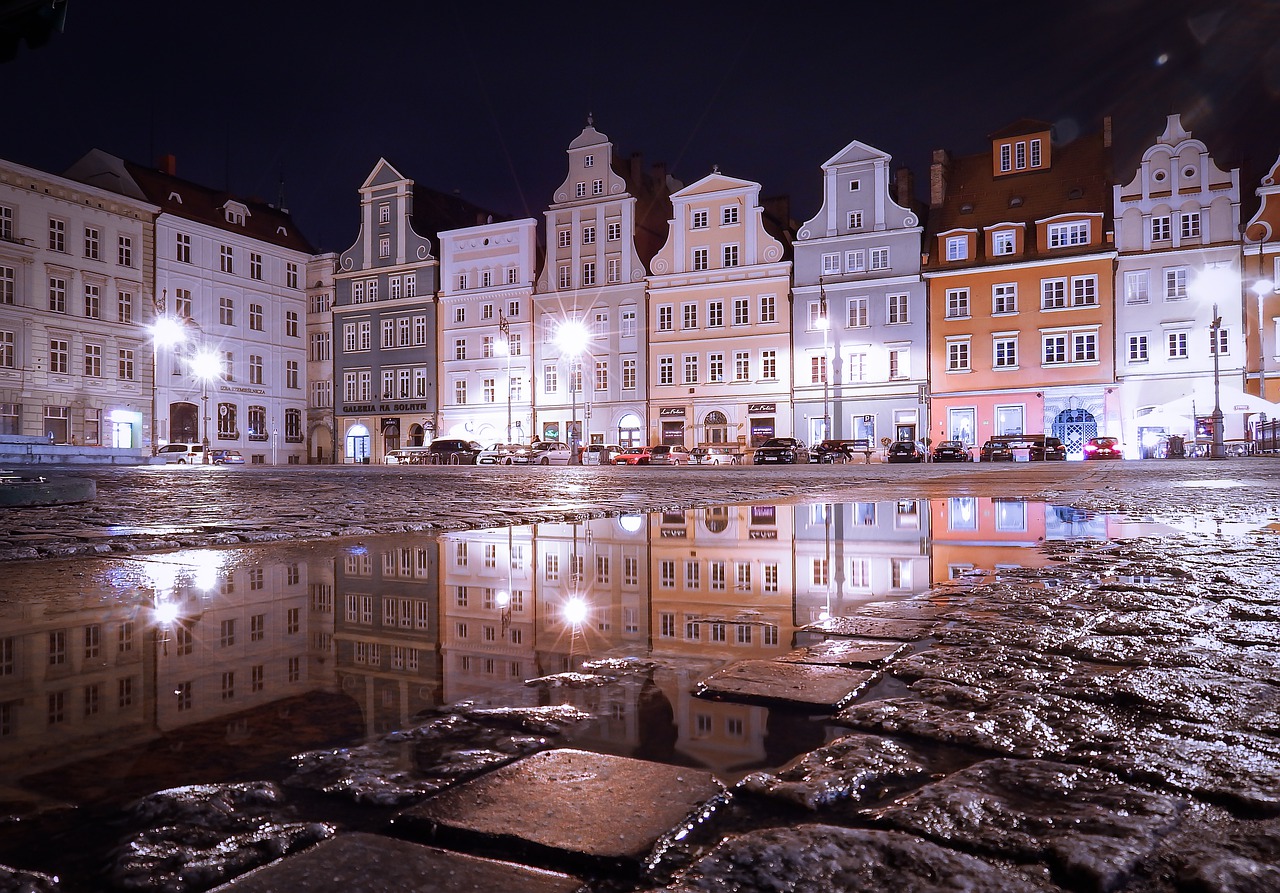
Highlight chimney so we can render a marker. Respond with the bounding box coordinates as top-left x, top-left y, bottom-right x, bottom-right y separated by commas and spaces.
895, 166, 915, 207
630, 151, 642, 186
1103, 115, 1113, 148
157, 154, 177, 176
929, 149, 951, 208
